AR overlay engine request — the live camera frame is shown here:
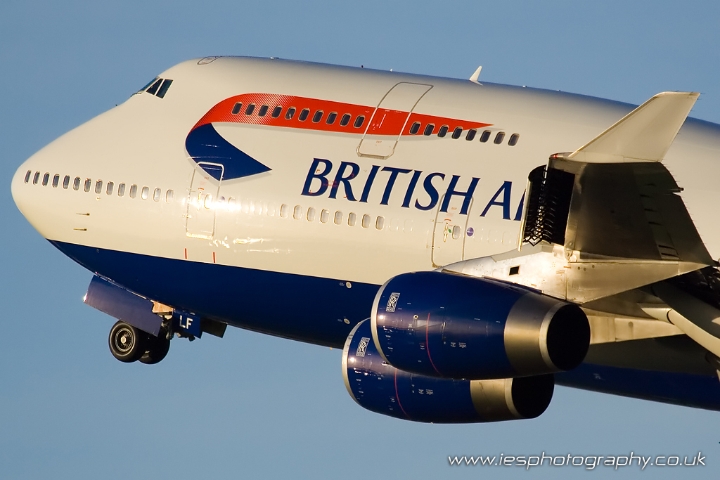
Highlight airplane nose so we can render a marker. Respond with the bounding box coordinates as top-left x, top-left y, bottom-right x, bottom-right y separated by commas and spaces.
11, 160, 33, 220
11, 147, 60, 238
